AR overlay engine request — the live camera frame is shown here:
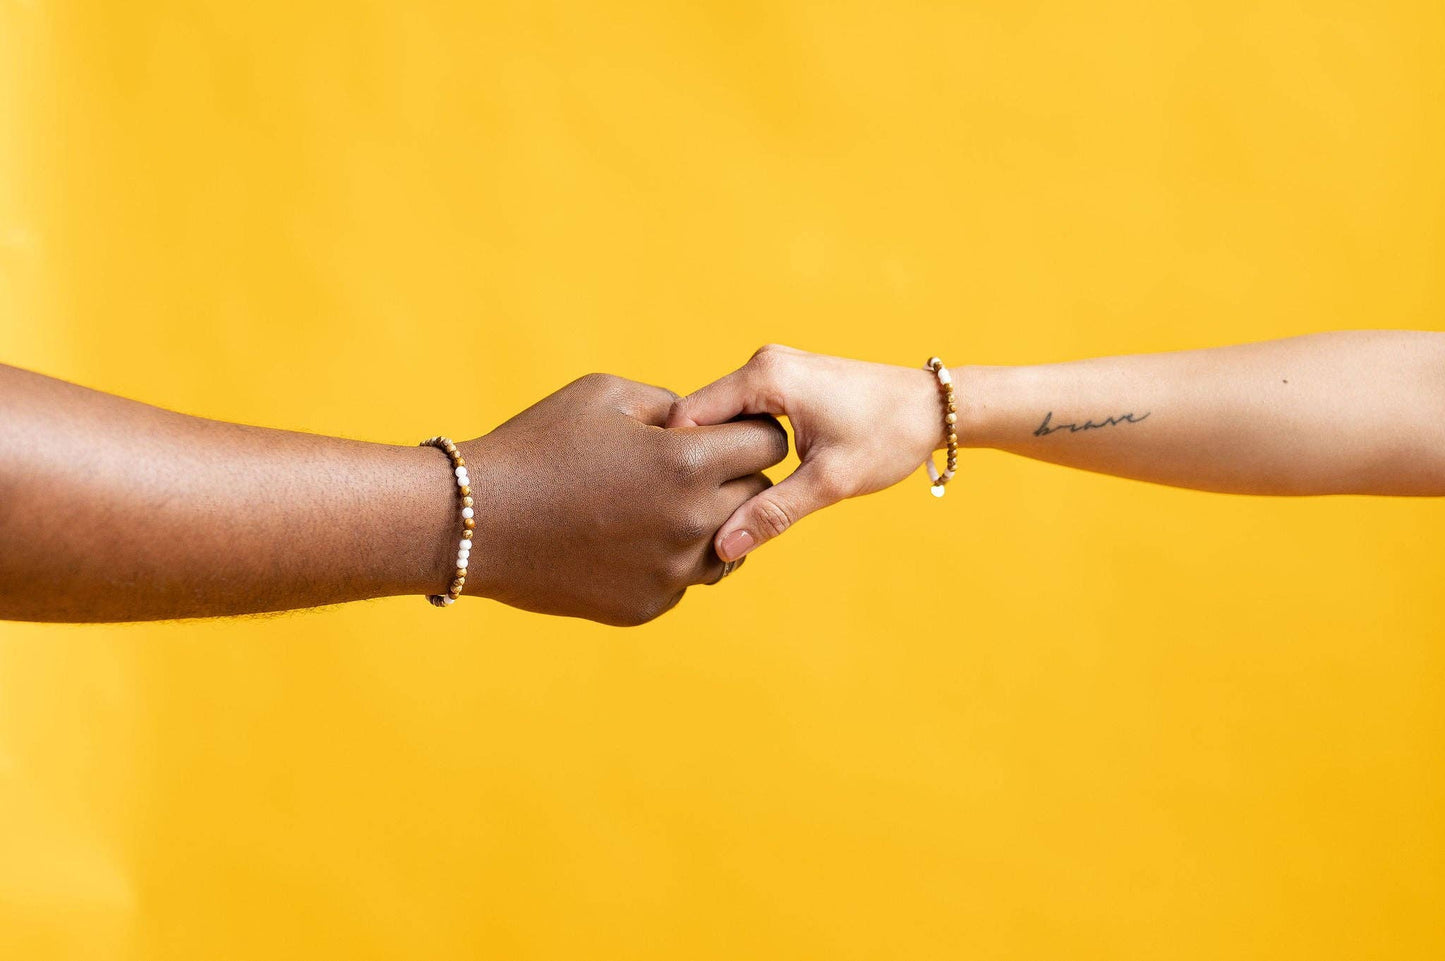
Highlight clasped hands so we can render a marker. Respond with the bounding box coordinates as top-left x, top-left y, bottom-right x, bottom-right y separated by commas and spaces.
458, 345, 945, 626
